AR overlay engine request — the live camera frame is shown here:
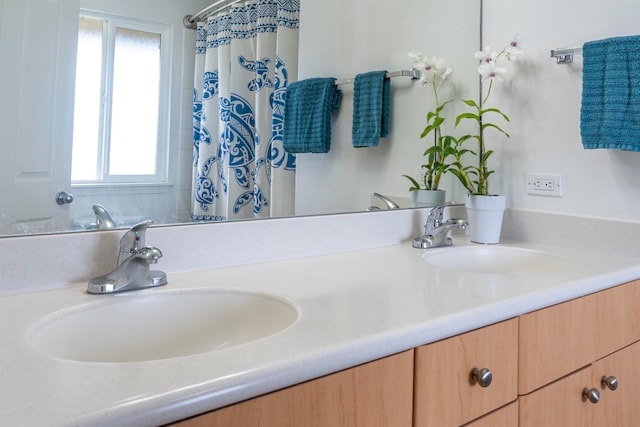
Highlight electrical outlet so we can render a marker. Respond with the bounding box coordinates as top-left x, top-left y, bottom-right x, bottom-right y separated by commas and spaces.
527, 173, 563, 197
